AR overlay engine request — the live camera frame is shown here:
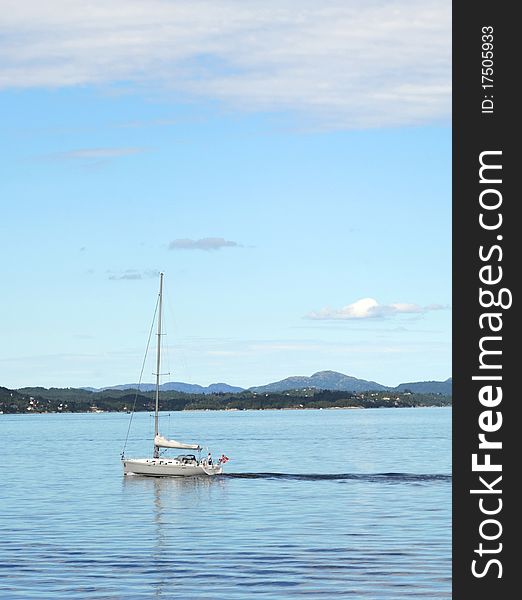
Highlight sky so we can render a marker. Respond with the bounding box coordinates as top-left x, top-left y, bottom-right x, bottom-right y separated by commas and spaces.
0, 0, 451, 390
